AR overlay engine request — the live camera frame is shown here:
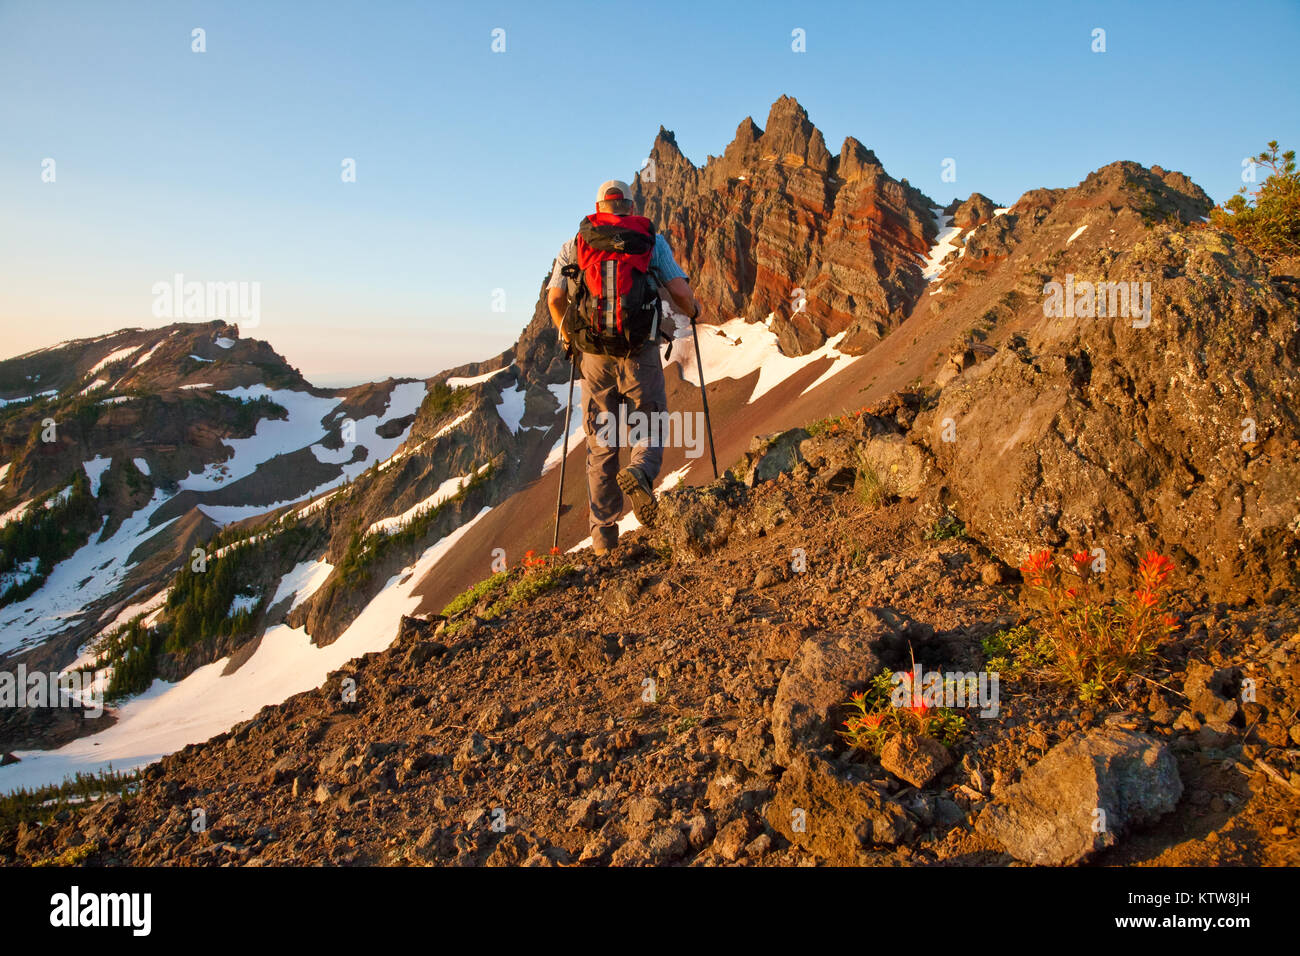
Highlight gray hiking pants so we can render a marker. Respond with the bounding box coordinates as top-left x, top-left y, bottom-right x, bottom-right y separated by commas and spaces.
580, 339, 667, 547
